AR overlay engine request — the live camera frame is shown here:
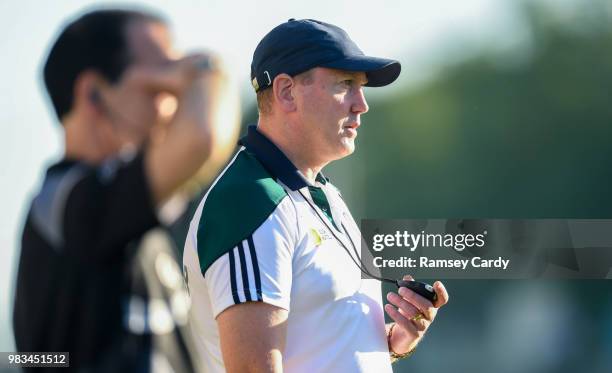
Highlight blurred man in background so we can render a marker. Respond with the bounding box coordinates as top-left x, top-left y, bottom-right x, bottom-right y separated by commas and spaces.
13, 8, 239, 371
